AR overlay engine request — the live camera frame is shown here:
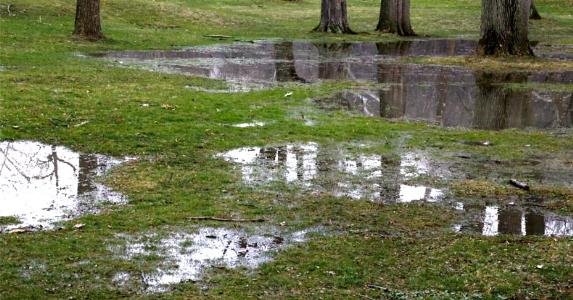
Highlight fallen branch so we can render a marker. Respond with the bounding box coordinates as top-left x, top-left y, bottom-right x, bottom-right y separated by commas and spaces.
509, 179, 530, 191
188, 216, 266, 222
